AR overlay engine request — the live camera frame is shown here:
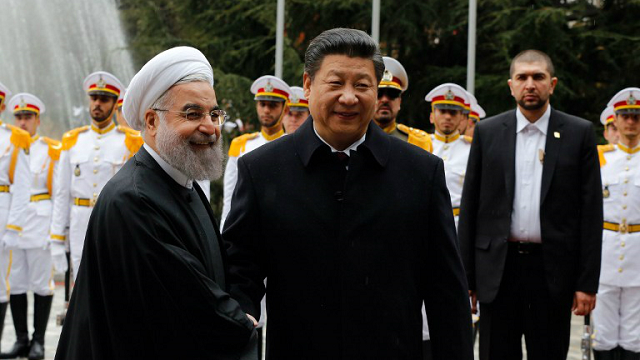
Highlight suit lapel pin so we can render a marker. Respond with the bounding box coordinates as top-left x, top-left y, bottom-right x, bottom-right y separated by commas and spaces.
554, 131, 560, 139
